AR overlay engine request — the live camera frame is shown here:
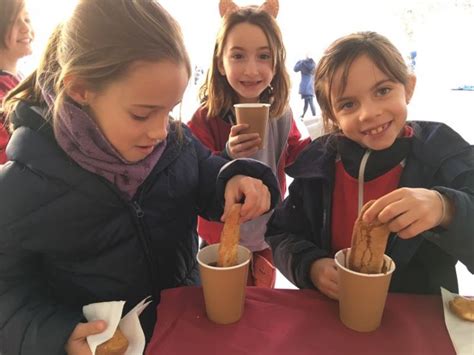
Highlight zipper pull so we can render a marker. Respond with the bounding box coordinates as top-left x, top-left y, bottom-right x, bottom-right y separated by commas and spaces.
132, 201, 145, 218
358, 149, 371, 213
